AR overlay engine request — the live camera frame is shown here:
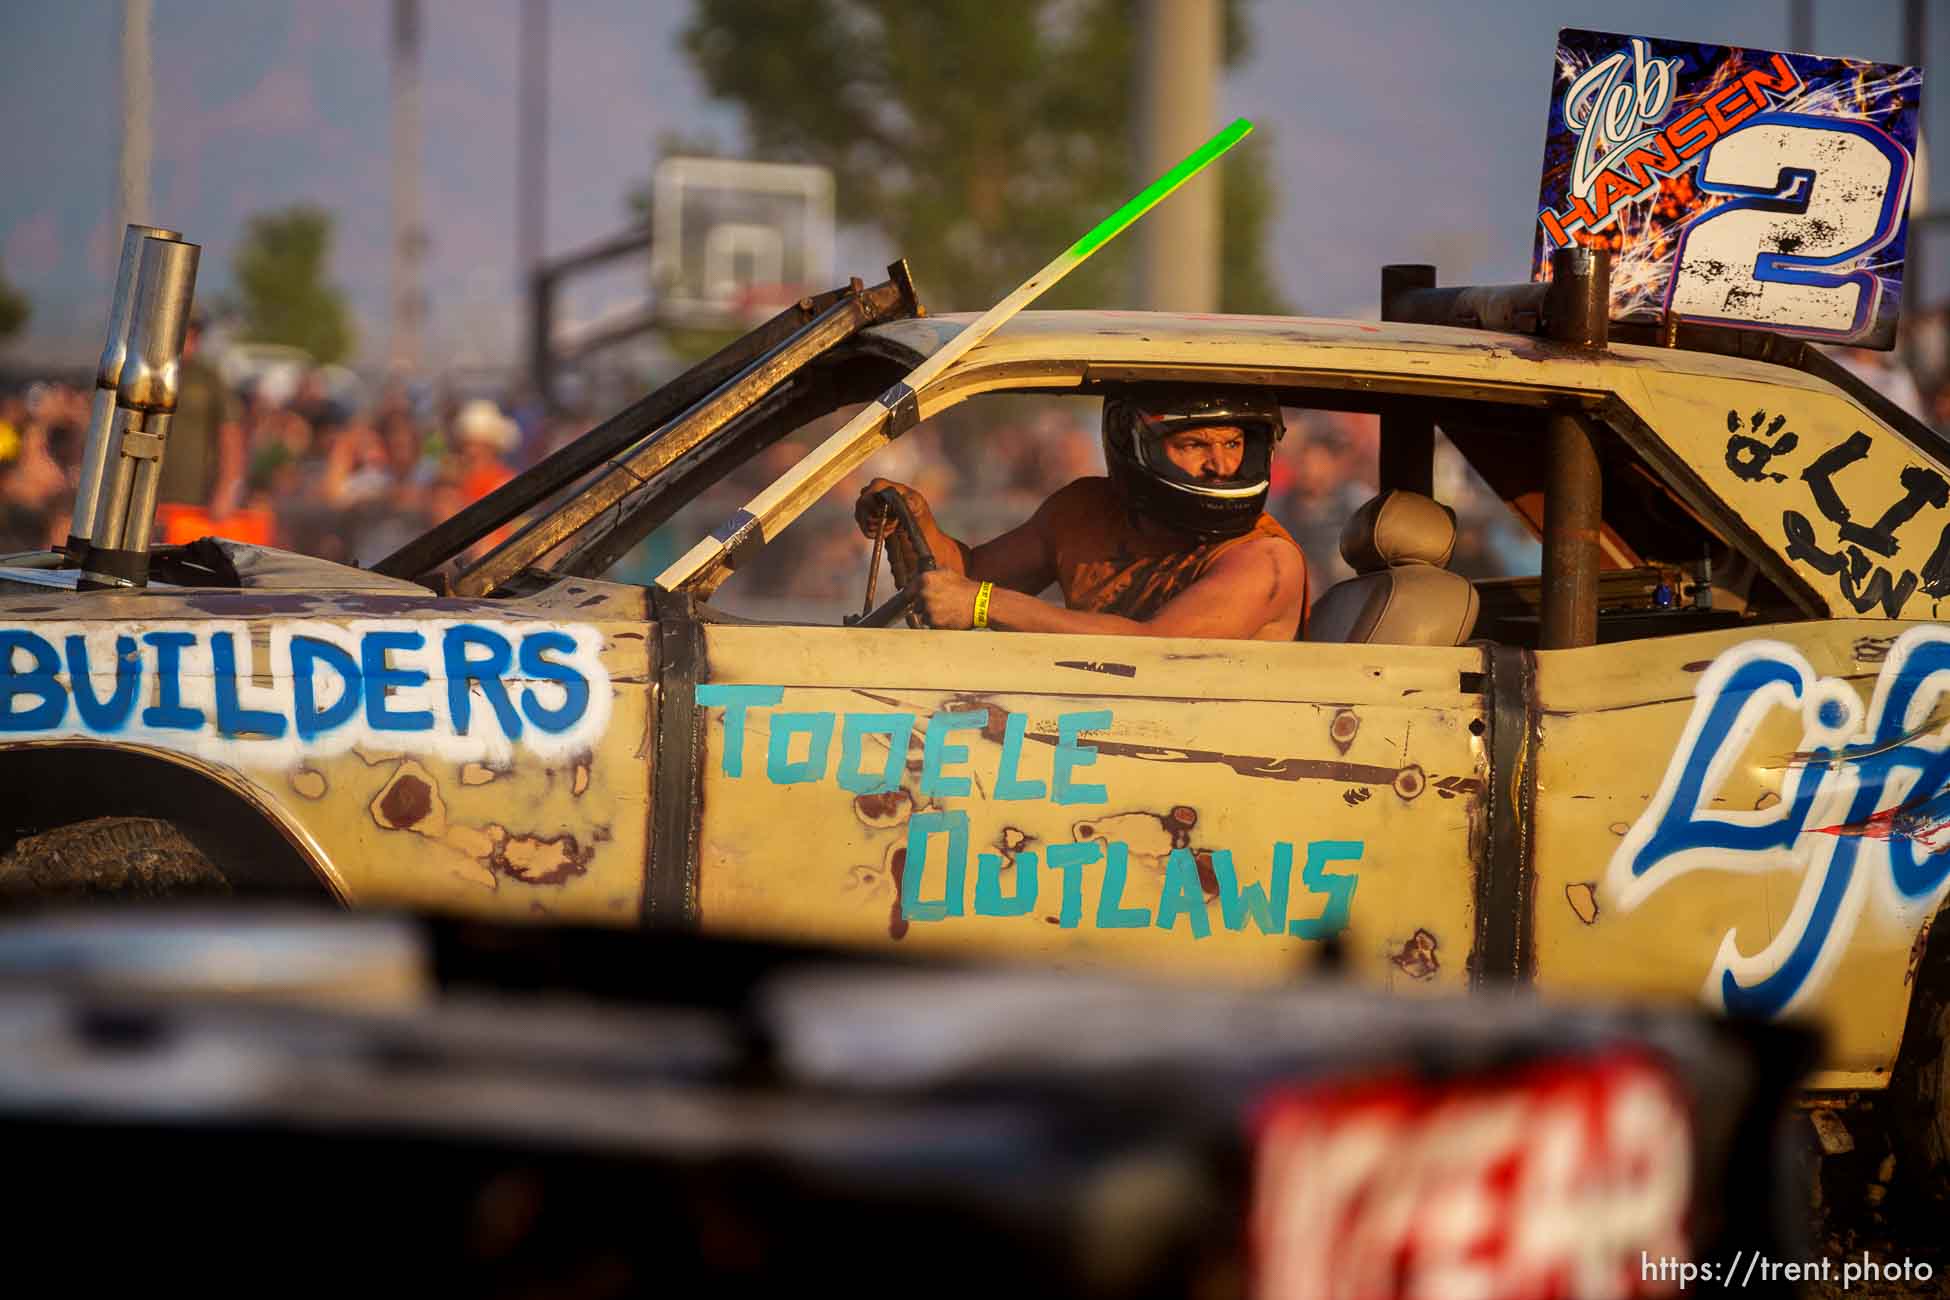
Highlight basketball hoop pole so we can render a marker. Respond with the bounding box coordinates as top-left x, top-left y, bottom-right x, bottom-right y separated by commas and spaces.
527, 225, 652, 411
